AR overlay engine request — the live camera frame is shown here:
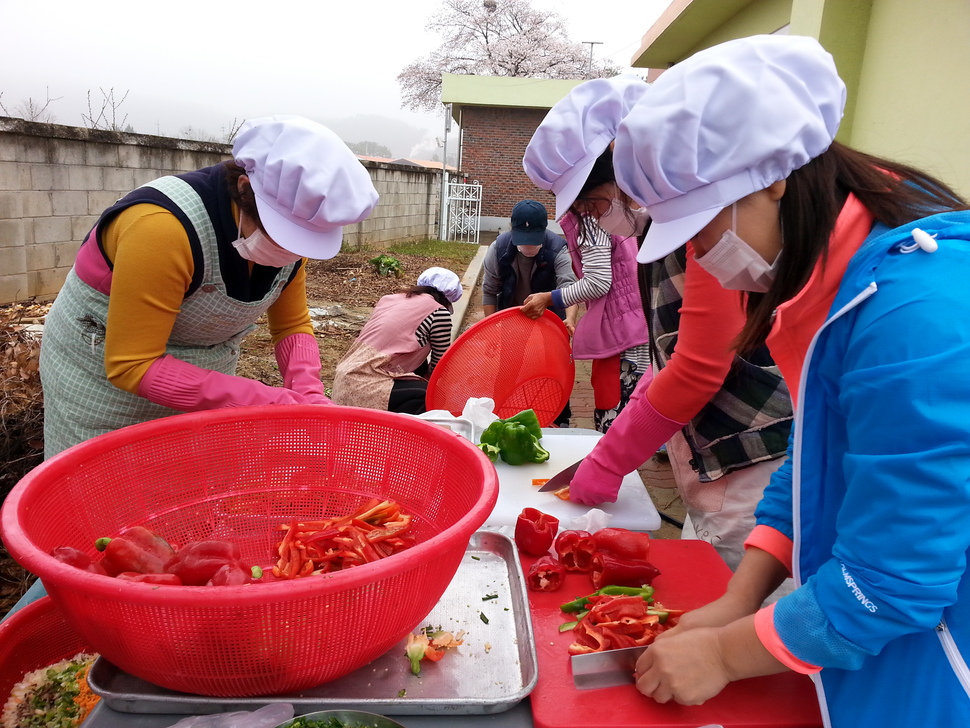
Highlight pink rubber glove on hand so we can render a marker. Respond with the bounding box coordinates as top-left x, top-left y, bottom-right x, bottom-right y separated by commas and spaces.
274, 333, 332, 405
569, 380, 687, 505
139, 355, 326, 412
